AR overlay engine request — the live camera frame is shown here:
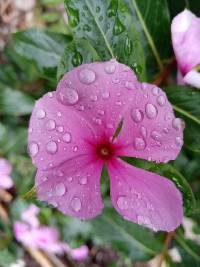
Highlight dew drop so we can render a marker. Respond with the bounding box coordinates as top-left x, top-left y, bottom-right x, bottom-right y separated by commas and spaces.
48, 92, 53, 98
46, 120, 56, 131
125, 81, 135, 90
152, 87, 159, 96
102, 91, 110, 99
79, 68, 96, 84
175, 136, 183, 147
58, 88, 79, 105
97, 109, 105, 116
67, 176, 73, 182
124, 36, 133, 55
79, 176, 88, 185
70, 197, 82, 212
73, 146, 78, 152
46, 141, 58, 154
140, 126, 147, 138
36, 109, 46, 119
55, 183, 66, 196
134, 137, 146, 150
29, 142, 39, 157
57, 126, 64, 133
131, 109, 143, 123
113, 16, 125, 35
157, 95, 166, 106
90, 95, 98, 102
151, 131, 161, 141
117, 196, 129, 210
172, 118, 185, 131
104, 63, 116, 74
62, 132, 71, 143
145, 103, 158, 119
